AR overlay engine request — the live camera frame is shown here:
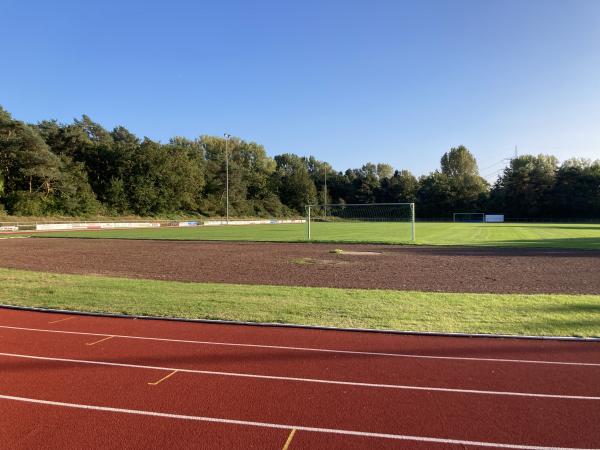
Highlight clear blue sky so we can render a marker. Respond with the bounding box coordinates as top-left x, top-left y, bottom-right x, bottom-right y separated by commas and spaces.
2, 0, 599, 180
